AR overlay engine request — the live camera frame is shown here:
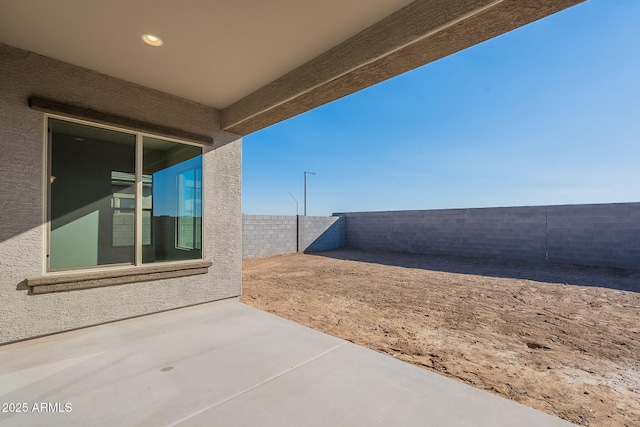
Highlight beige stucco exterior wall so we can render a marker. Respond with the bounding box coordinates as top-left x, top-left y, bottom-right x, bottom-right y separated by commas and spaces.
0, 43, 242, 344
